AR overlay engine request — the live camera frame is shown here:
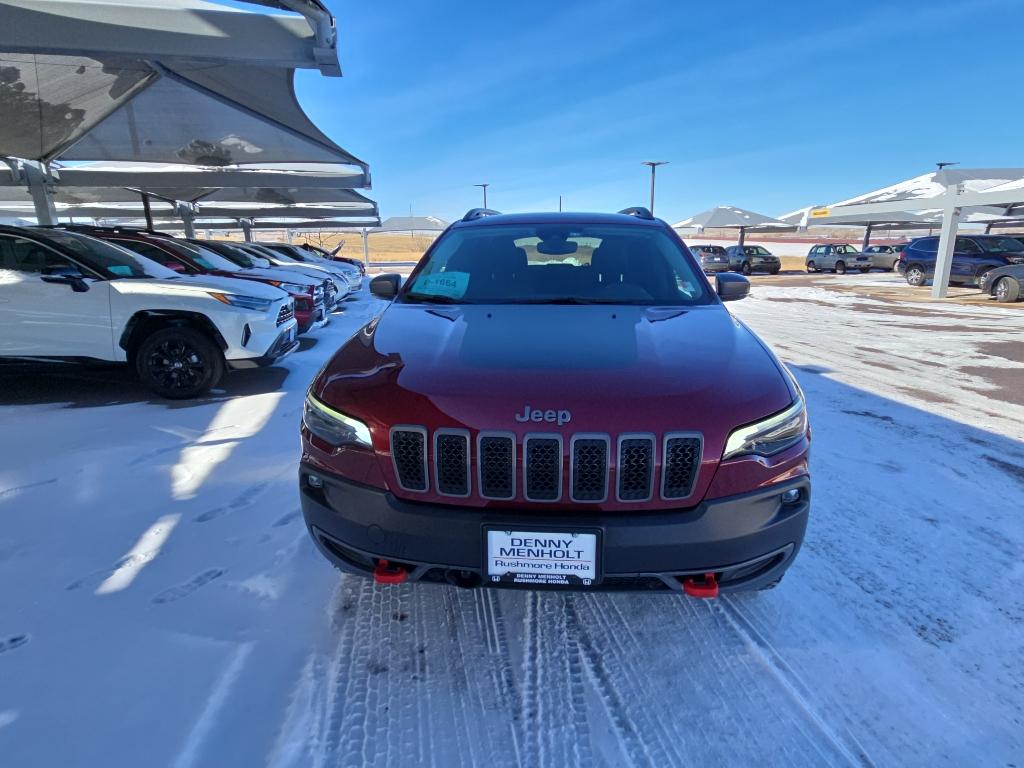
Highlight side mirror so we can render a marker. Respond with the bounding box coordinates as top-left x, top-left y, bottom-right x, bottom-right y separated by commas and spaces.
716, 272, 750, 302
41, 273, 89, 293
370, 273, 401, 299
